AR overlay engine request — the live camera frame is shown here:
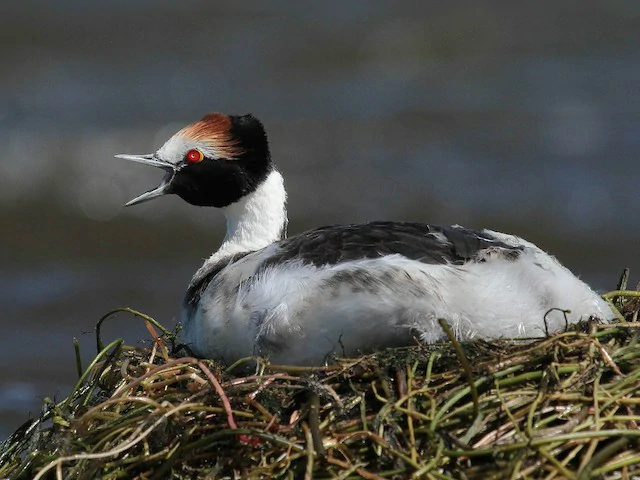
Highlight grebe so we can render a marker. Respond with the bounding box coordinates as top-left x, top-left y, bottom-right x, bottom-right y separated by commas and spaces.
116, 112, 614, 365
